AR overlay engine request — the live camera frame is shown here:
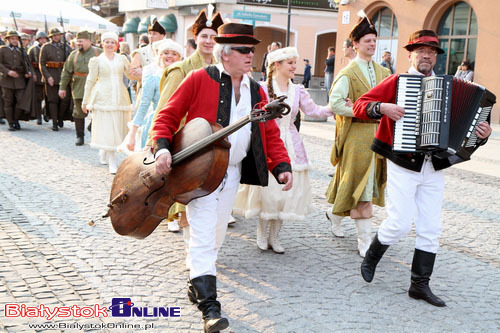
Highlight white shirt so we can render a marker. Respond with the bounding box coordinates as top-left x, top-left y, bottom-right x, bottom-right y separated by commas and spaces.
215, 63, 252, 166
